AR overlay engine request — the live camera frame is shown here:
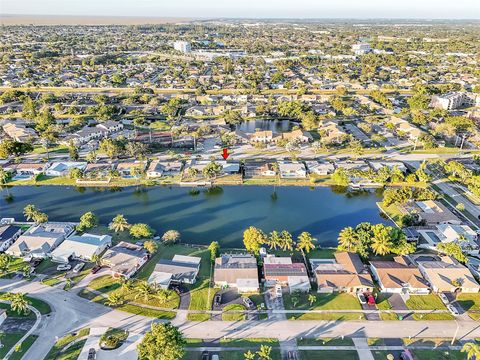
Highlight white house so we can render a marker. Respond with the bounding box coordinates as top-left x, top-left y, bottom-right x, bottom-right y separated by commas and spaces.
278, 161, 307, 179
305, 161, 335, 175
50, 233, 112, 263
46, 162, 87, 177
